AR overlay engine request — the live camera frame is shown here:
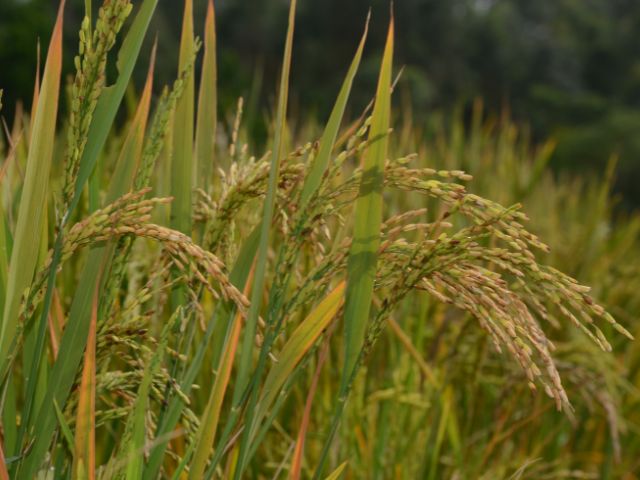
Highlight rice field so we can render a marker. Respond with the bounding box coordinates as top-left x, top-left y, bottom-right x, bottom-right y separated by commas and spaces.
0, 1, 638, 478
